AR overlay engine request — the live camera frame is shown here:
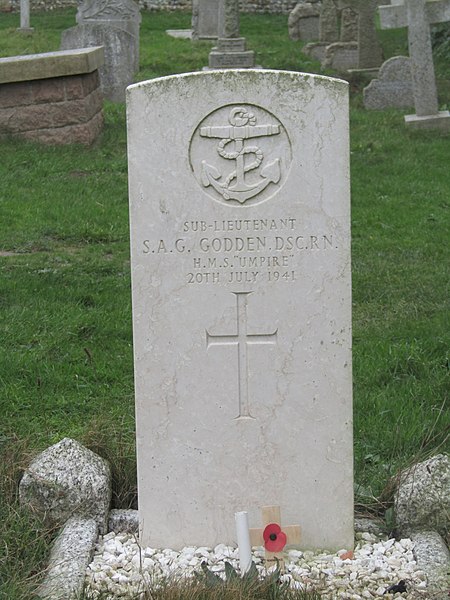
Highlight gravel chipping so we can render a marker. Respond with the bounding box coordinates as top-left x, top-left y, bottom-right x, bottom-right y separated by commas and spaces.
83, 530, 445, 599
